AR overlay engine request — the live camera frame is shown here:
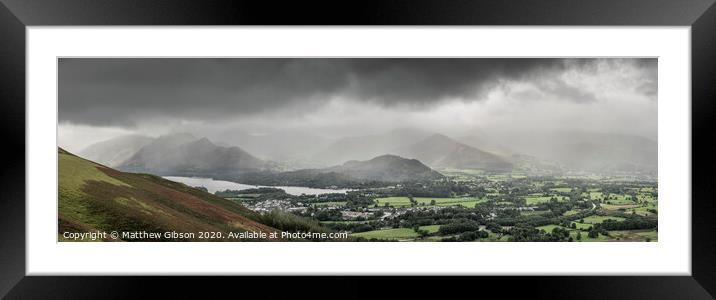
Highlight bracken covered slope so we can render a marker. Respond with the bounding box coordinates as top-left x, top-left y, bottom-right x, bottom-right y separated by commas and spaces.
58, 148, 278, 241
